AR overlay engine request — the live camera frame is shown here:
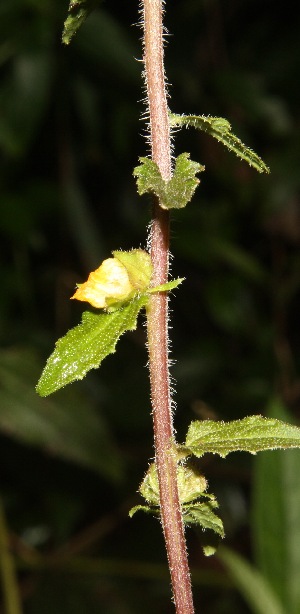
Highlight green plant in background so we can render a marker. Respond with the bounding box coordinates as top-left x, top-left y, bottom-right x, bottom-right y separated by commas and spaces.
33, 1, 300, 612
